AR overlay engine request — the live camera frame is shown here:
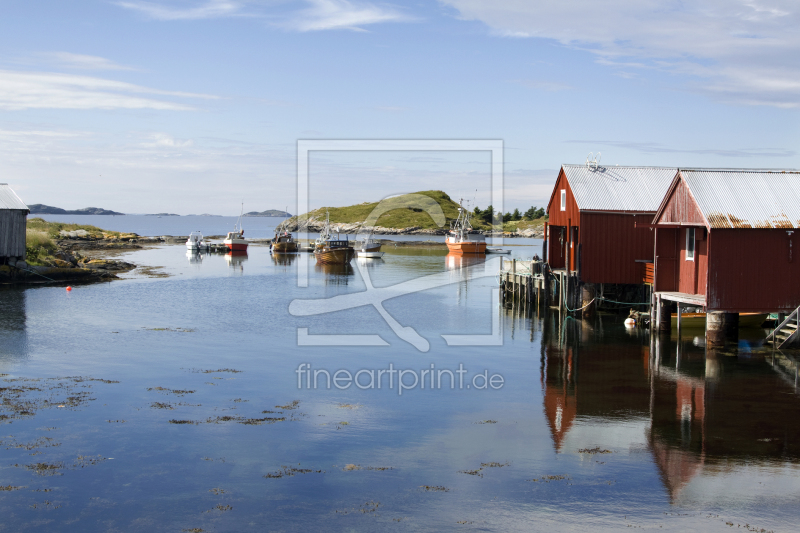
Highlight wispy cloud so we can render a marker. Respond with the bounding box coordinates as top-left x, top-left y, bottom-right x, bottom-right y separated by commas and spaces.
41, 52, 135, 71
441, 0, 800, 107
115, 0, 243, 20
565, 140, 796, 159
288, 0, 412, 32
144, 132, 195, 147
0, 70, 218, 110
